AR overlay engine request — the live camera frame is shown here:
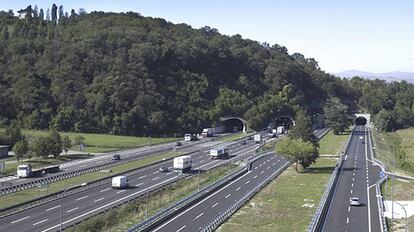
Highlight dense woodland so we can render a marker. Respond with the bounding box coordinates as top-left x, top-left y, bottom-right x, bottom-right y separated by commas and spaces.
0, 5, 413, 136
